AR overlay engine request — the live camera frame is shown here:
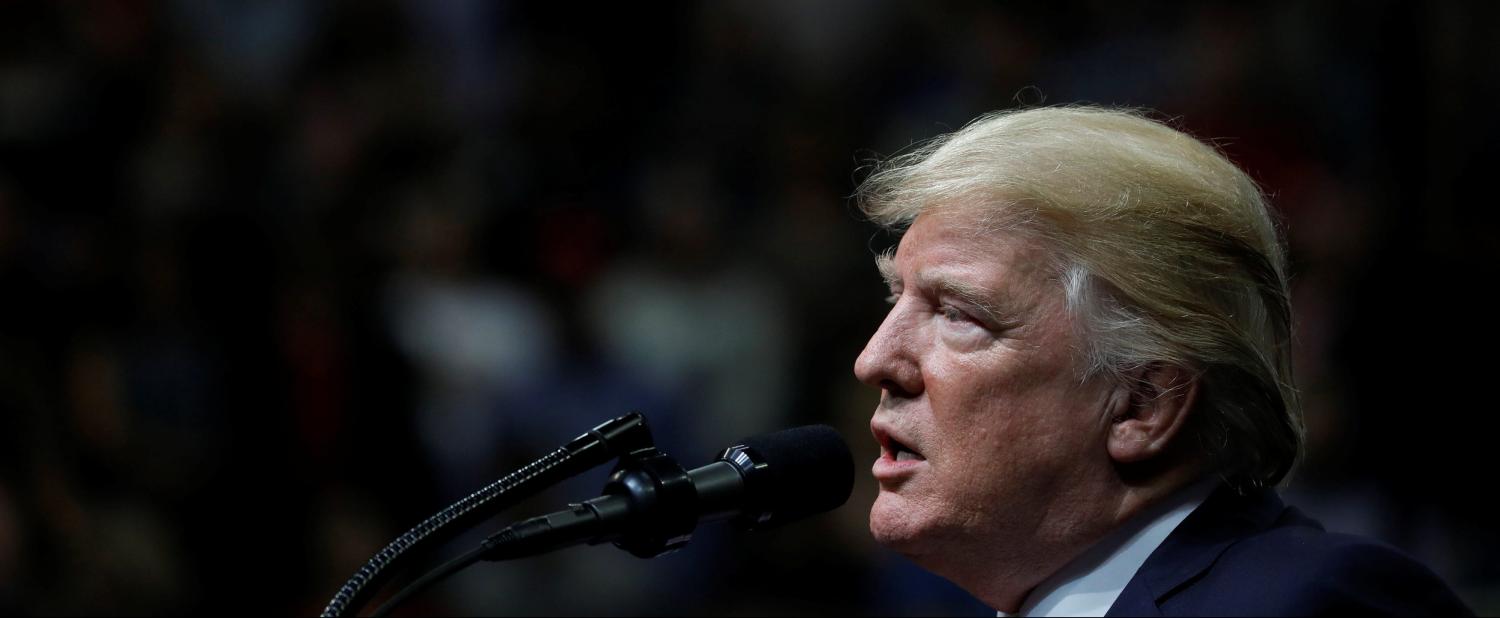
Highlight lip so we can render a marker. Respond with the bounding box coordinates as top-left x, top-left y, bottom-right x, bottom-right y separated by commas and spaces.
872, 451, 926, 483
870, 420, 926, 484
